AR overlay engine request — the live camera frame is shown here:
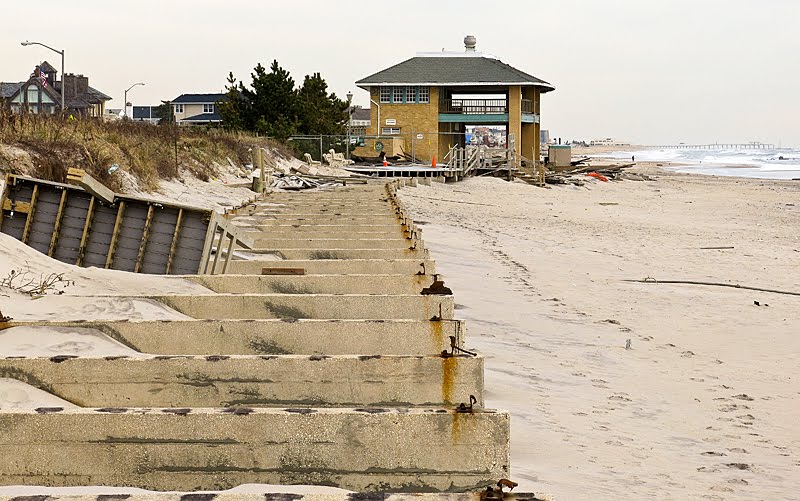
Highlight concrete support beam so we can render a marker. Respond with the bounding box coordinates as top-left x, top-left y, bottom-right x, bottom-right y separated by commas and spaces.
249, 239, 417, 250
0, 408, 509, 492
150, 294, 454, 320
239, 227, 411, 239
14, 319, 465, 356
0, 354, 483, 407
250, 248, 429, 260
185, 274, 436, 295
223, 259, 436, 276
